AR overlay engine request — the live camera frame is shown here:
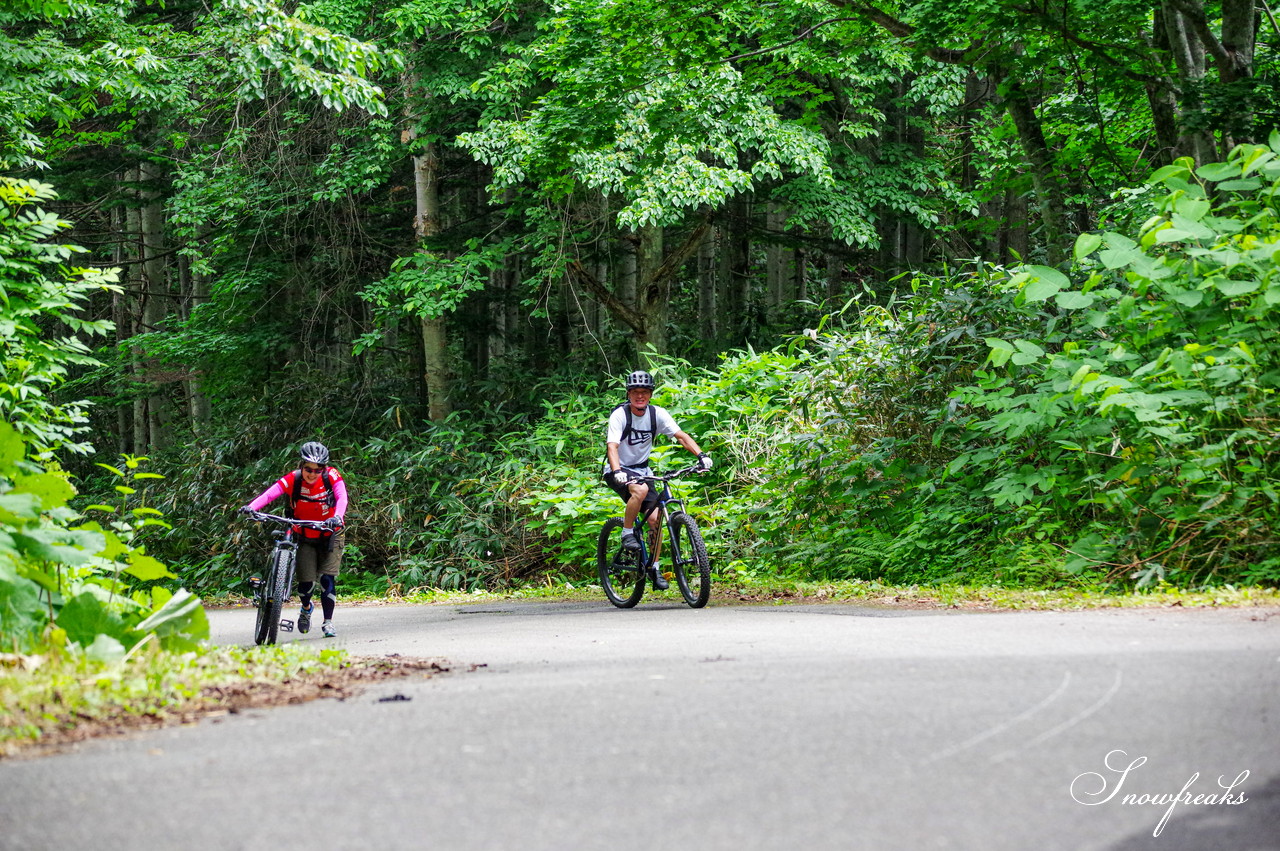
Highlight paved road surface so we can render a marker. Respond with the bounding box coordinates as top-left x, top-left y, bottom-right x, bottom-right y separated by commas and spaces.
2, 599, 1277, 850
